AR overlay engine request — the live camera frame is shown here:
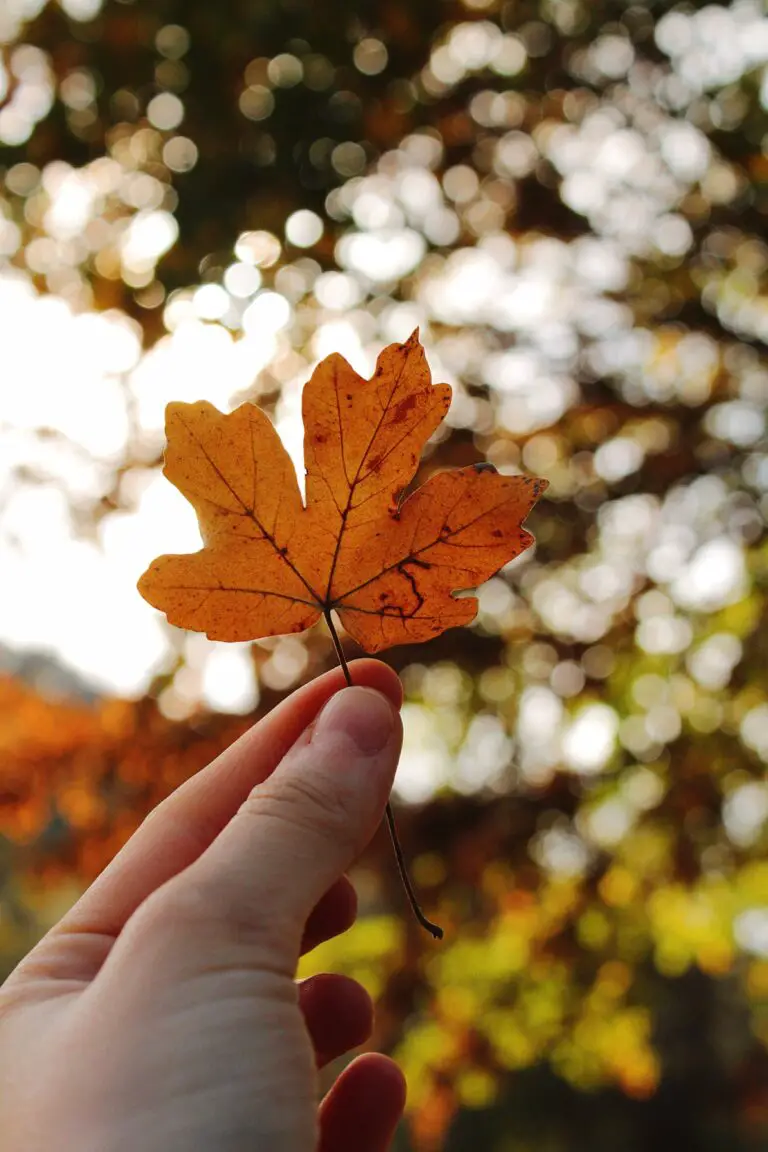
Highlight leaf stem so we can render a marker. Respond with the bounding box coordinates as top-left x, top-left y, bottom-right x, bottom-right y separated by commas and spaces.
323, 611, 444, 941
